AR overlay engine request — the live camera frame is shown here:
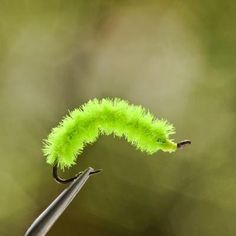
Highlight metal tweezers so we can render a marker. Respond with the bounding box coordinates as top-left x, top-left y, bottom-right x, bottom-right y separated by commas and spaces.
25, 167, 101, 236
